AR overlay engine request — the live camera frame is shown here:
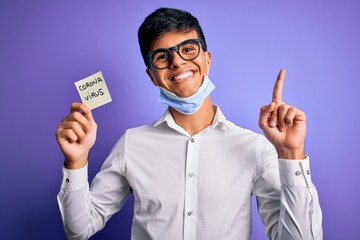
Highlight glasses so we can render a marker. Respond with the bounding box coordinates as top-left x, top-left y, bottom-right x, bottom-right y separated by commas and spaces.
147, 39, 203, 69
